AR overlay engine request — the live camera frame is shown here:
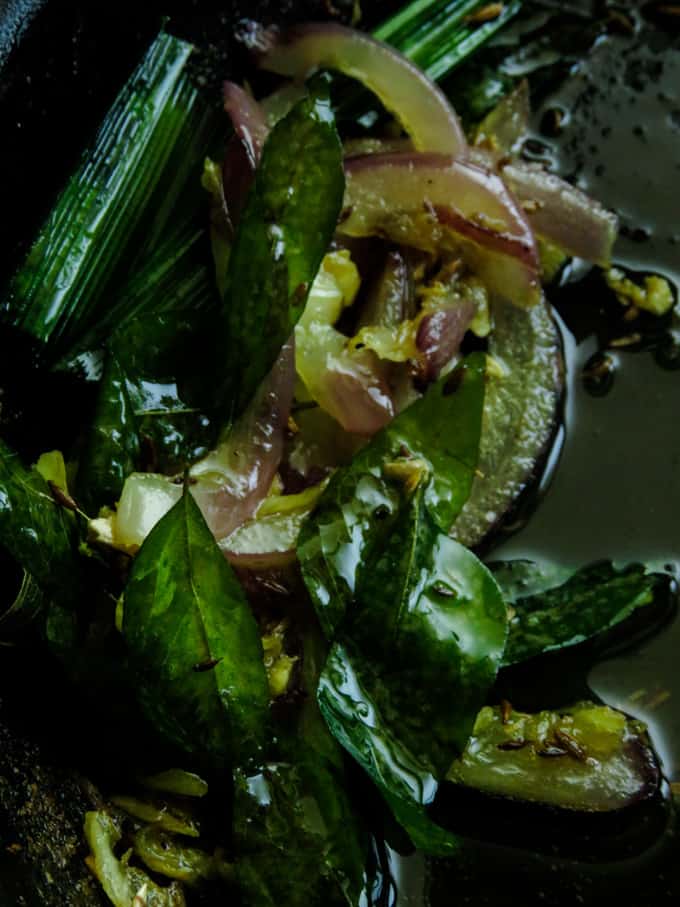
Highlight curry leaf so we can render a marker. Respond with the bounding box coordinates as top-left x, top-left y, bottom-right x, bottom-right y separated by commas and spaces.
108, 223, 219, 474
218, 85, 345, 416
77, 349, 140, 514
318, 641, 459, 858
316, 486, 506, 855
232, 758, 367, 907
232, 625, 368, 906
0, 438, 79, 603
298, 352, 486, 638
353, 487, 508, 770
495, 560, 668, 667
122, 489, 269, 766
